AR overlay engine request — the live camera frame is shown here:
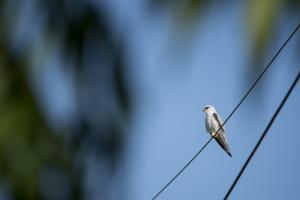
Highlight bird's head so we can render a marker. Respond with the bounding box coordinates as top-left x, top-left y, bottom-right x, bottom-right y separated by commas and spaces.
202, 105, 215, 113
